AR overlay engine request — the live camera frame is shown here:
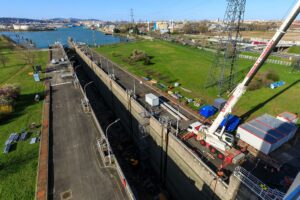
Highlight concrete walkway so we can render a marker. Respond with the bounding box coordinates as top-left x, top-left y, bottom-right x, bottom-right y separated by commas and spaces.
48, 58, 126, 200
